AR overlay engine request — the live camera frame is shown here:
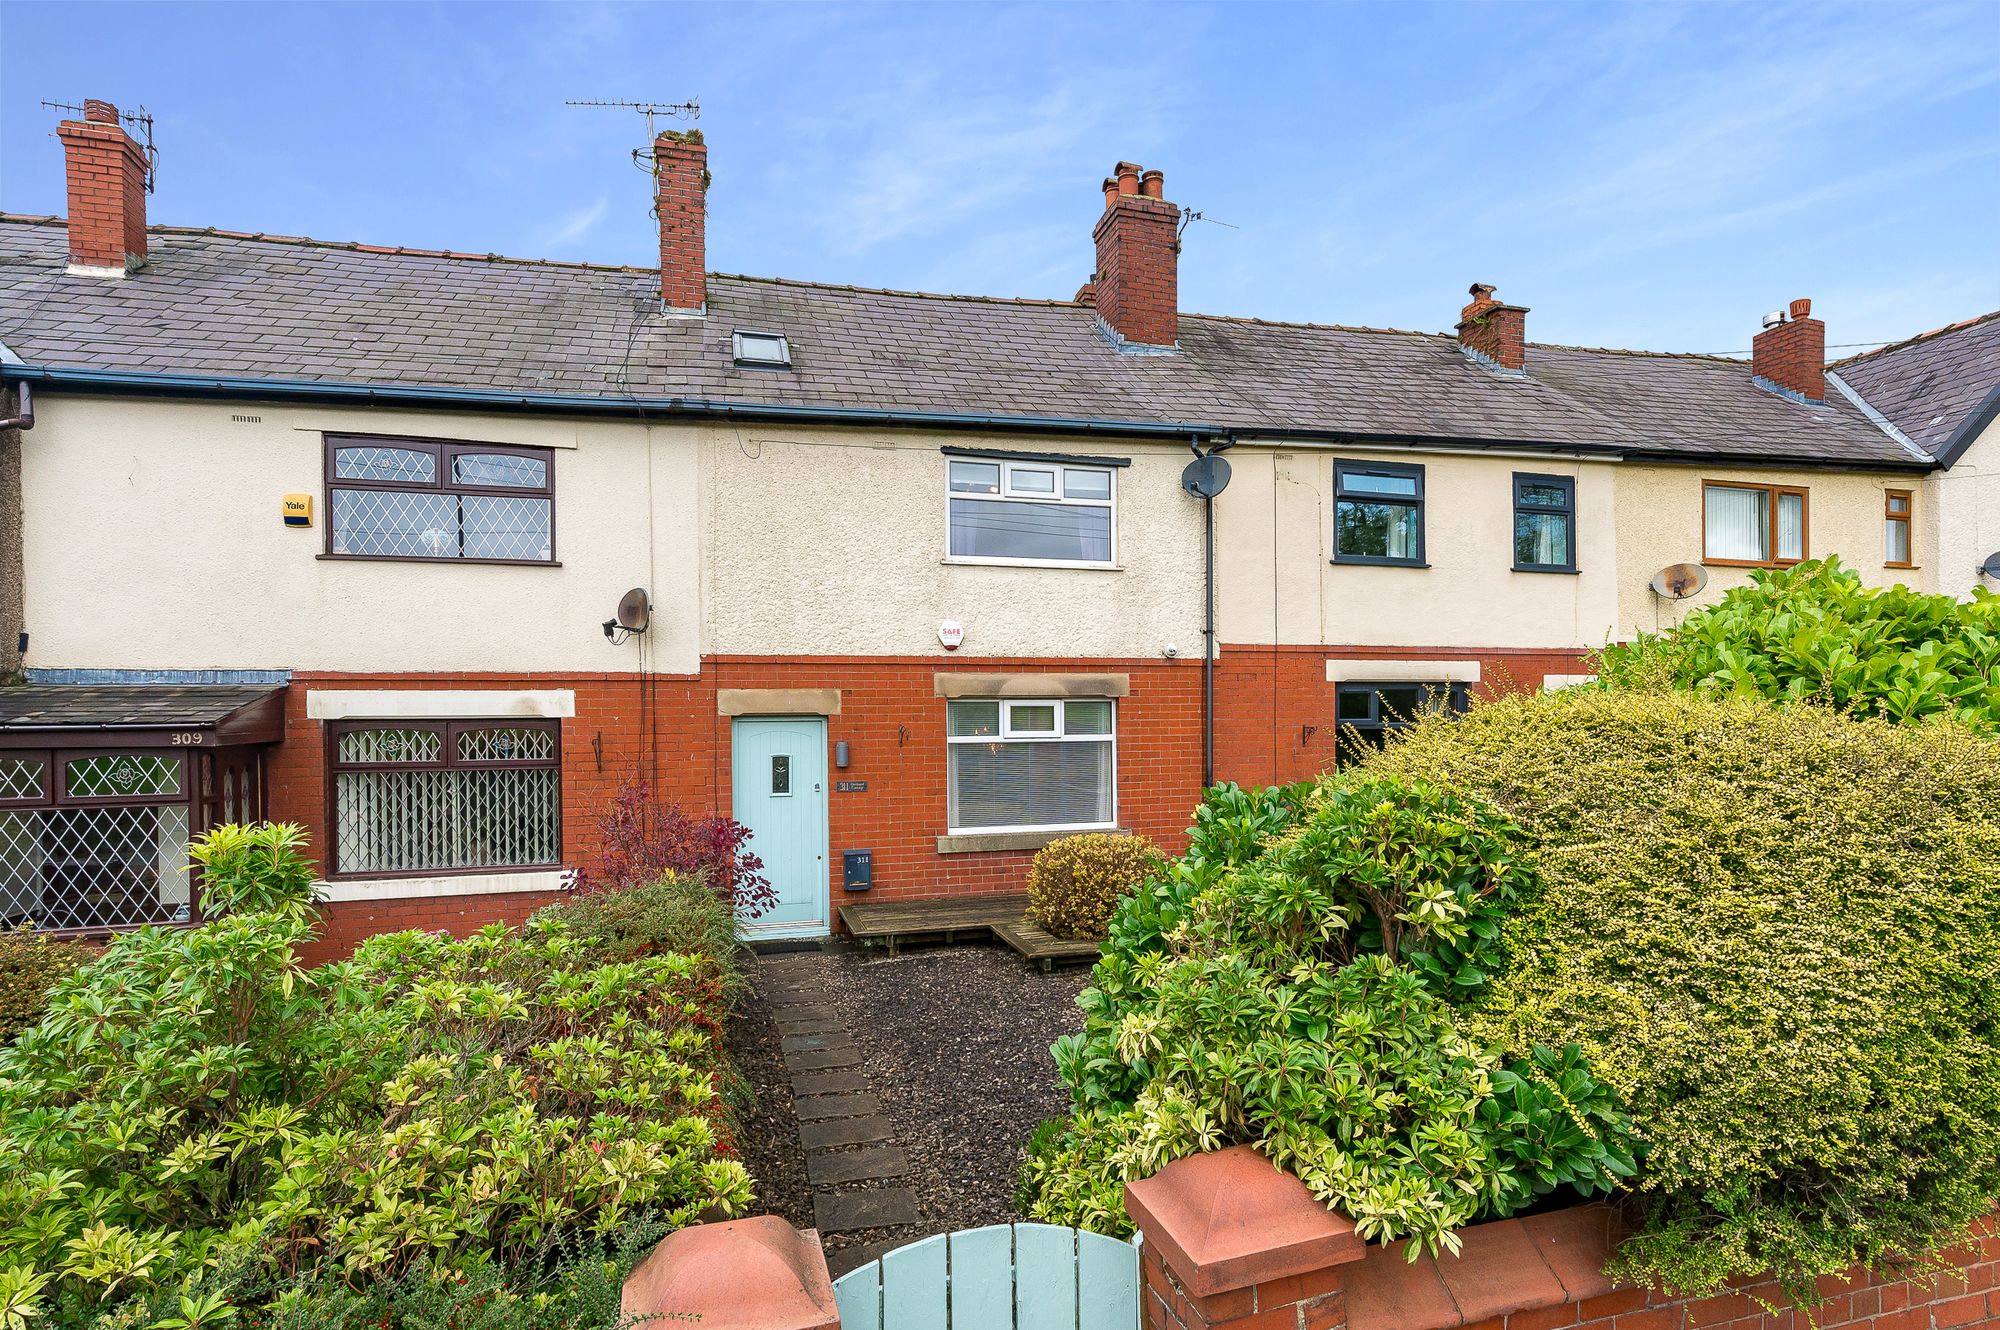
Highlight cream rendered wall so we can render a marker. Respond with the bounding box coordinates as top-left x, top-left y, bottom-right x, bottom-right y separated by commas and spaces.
1928, 416, 2000, 599
1212, 446, 1621, 649
701, 426, 1204, 659
18, 395, 699, 674
1612, 462, 1929, 639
